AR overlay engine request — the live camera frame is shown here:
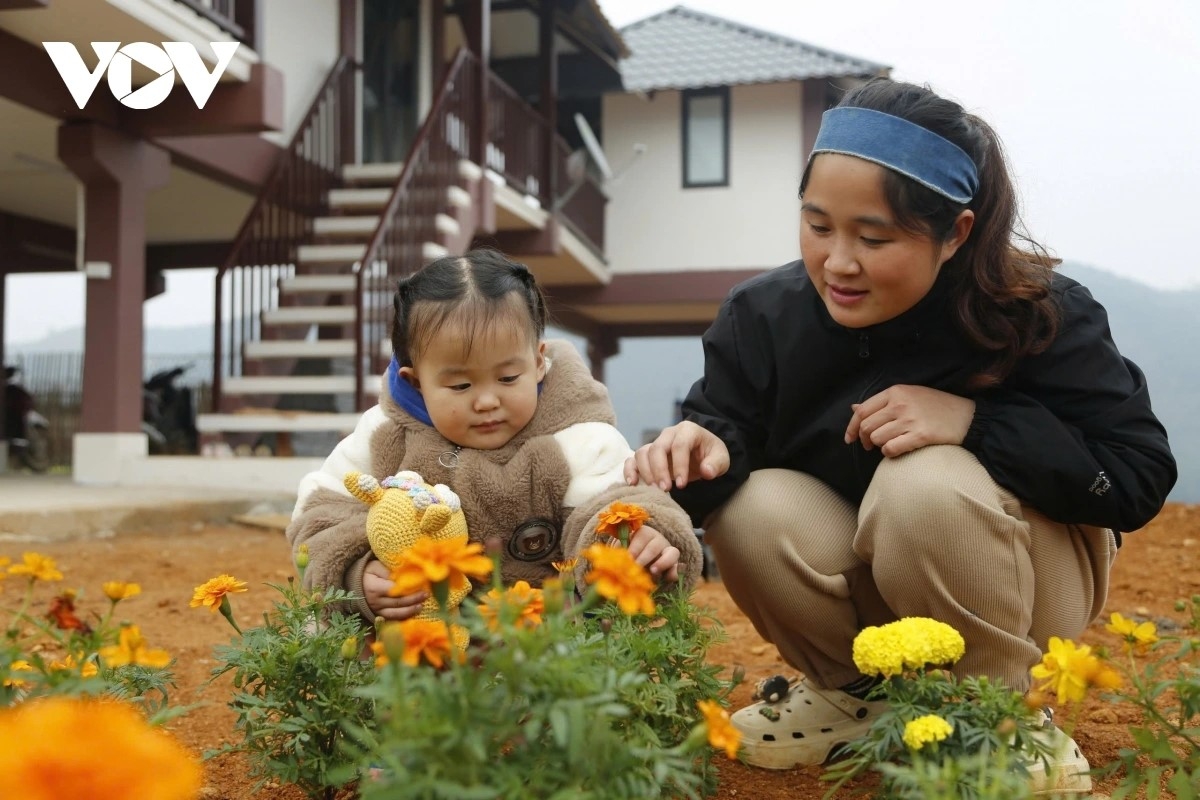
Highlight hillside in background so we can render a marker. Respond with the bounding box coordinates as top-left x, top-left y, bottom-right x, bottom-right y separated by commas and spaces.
8, 262, 1194, 500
